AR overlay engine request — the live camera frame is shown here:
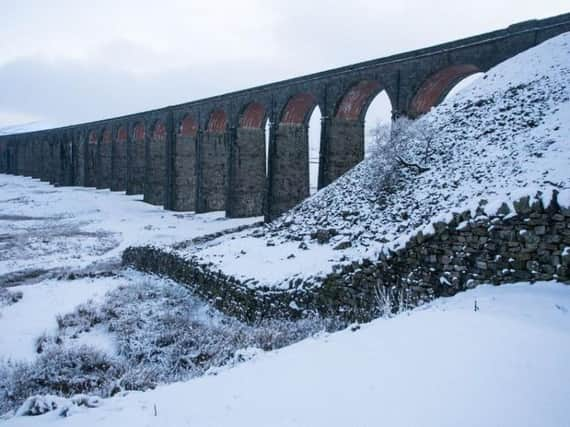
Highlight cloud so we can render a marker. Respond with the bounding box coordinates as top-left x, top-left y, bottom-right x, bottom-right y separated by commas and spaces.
0, 0, 568, 127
